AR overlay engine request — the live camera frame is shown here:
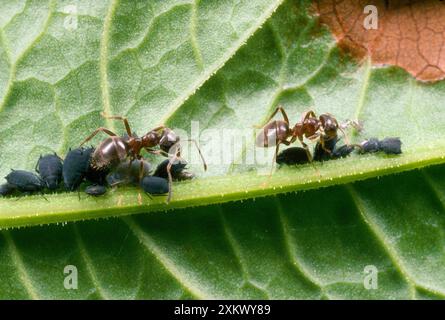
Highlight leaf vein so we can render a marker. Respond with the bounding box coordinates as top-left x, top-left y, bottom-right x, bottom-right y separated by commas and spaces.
2, 232, 39, 299
219, 208, 271, 298
73, 225, 110, 299
123, 216, 210, 299
189, 0, 204, 70
160, 0, 286, 126
274, 197, 326, 297
346, 185, 445, 299
0, 0, 56, 113
99, 0, 119, 131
